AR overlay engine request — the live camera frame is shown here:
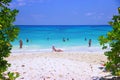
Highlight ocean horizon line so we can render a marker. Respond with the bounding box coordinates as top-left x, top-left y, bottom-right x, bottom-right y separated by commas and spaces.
15, 24, 110, 26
